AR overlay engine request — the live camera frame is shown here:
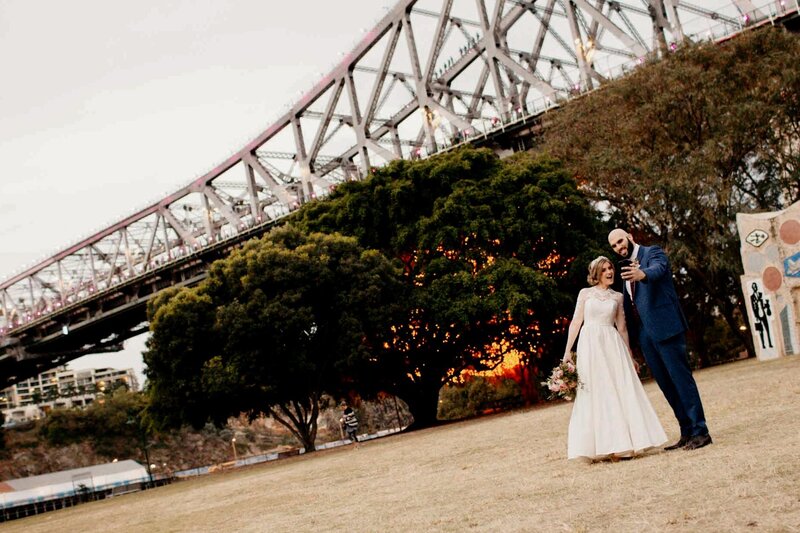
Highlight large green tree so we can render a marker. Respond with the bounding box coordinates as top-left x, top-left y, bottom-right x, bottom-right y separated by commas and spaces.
295, 148, 605, 426
539, 28, 800, 364
144, 227, 401, 450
